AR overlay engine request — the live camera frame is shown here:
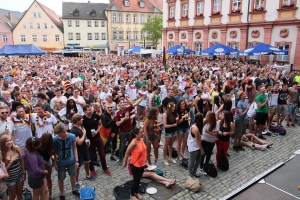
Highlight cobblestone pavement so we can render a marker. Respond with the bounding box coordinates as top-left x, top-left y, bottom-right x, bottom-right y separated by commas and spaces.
24, 125, 300, 200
